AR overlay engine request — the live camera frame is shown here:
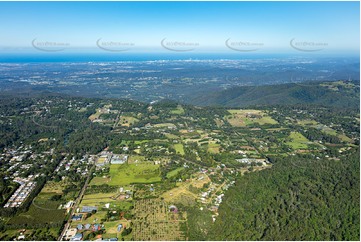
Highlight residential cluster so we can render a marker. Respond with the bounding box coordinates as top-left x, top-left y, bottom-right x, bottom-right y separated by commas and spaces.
3, 177, 37, 208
